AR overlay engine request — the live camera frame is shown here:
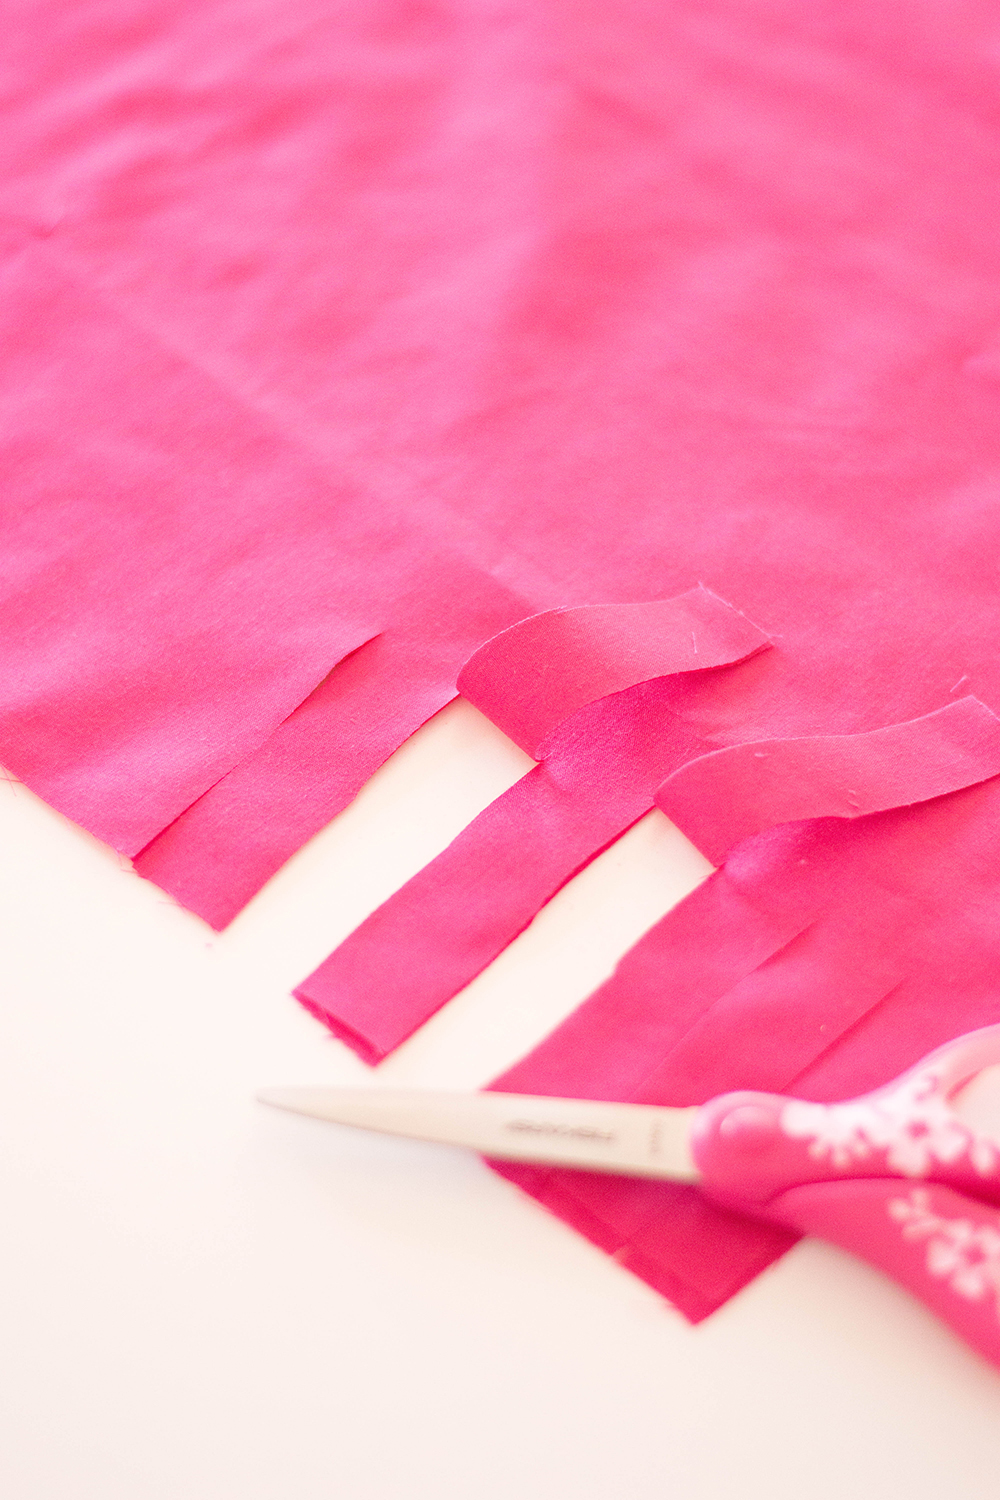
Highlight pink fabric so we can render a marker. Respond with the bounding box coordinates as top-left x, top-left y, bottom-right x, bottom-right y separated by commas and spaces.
296, 684, 1000, 1063
7, 1, 1000, 1313
0, 230, 532, 872
5, 0, 1000, 919
296, 587, 772, 1058
458, 587, 770, 756
132, 560, 527, 928
0, 237, 382, 854
655, 696, 1000, 866
491, 777, 1000, 1320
